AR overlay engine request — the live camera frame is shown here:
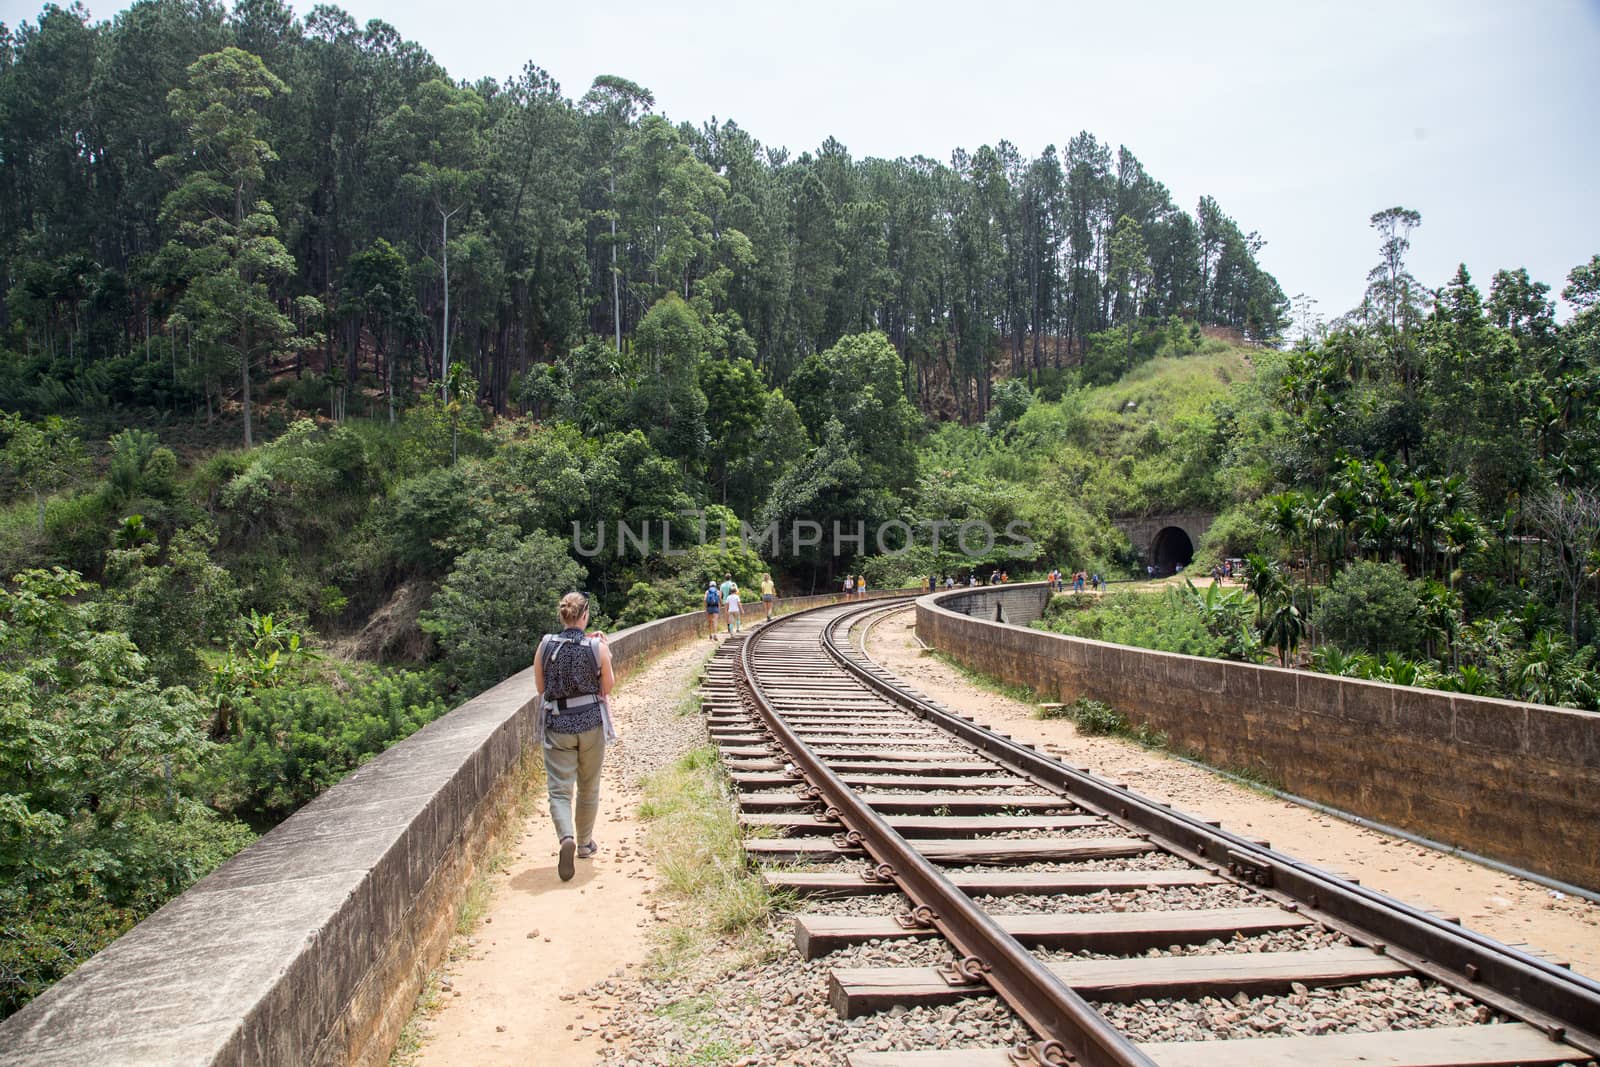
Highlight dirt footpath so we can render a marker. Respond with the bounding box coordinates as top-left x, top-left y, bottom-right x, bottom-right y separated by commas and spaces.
412, 638, 717, 1067
866, 608, 1600, 977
